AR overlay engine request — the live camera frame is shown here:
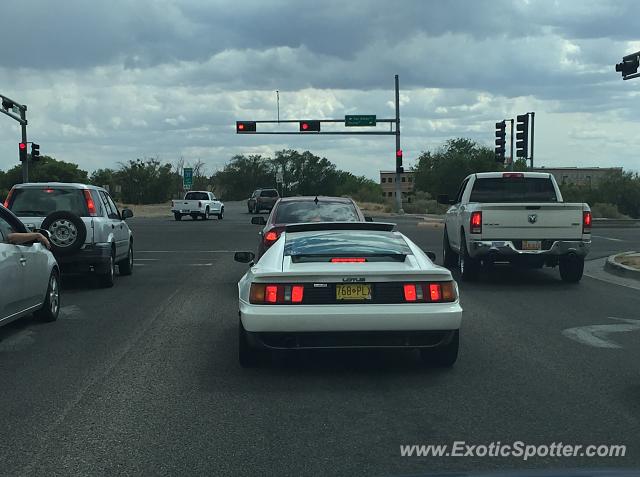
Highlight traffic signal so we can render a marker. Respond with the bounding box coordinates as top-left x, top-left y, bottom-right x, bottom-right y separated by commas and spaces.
616, 57, 639, 77
31, 143, 40, 161
396, 149, 403, 173
2, 98, 14, 111
299, 120, 320, 132
495, 121, 506, 162
19, 142, 27, 162
516, 114, 529, 158
236, 121, 257, 133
